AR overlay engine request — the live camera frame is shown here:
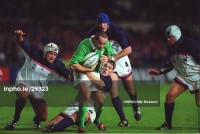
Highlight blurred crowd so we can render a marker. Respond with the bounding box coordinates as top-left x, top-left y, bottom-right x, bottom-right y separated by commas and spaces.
0, 0, 199, 68
0, 20, 171, 68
